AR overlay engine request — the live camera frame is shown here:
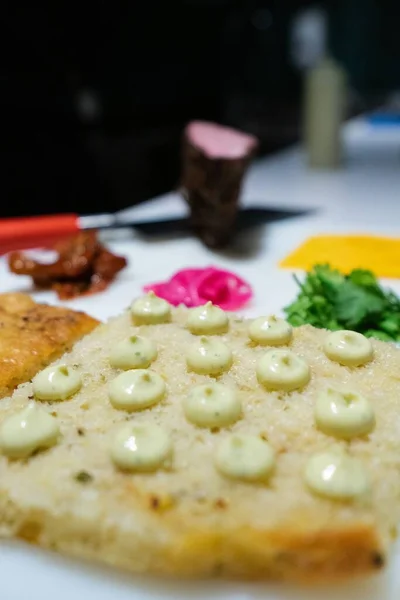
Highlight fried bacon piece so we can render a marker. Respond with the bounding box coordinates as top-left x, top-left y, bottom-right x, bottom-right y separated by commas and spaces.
8, 231, 127, 300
